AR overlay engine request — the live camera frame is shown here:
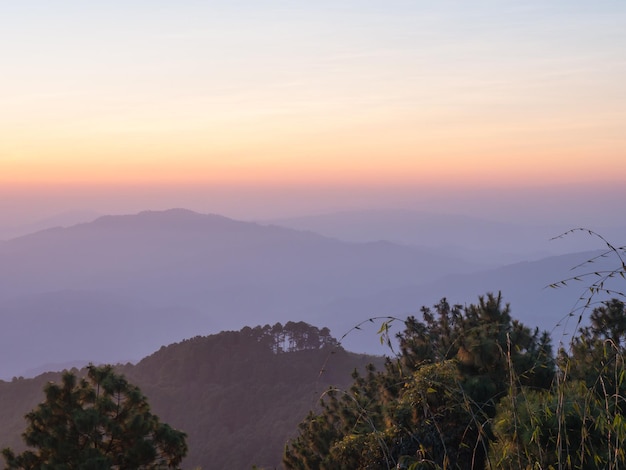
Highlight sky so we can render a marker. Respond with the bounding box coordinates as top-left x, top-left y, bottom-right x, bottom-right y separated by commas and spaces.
2, 1, 626, 226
